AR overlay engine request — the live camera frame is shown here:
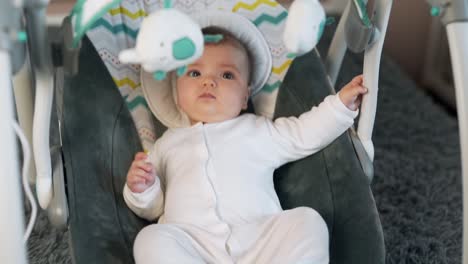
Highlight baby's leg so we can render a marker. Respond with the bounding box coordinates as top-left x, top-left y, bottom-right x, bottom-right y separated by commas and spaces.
238, 207, 329, 264
133, 224, 205, 264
